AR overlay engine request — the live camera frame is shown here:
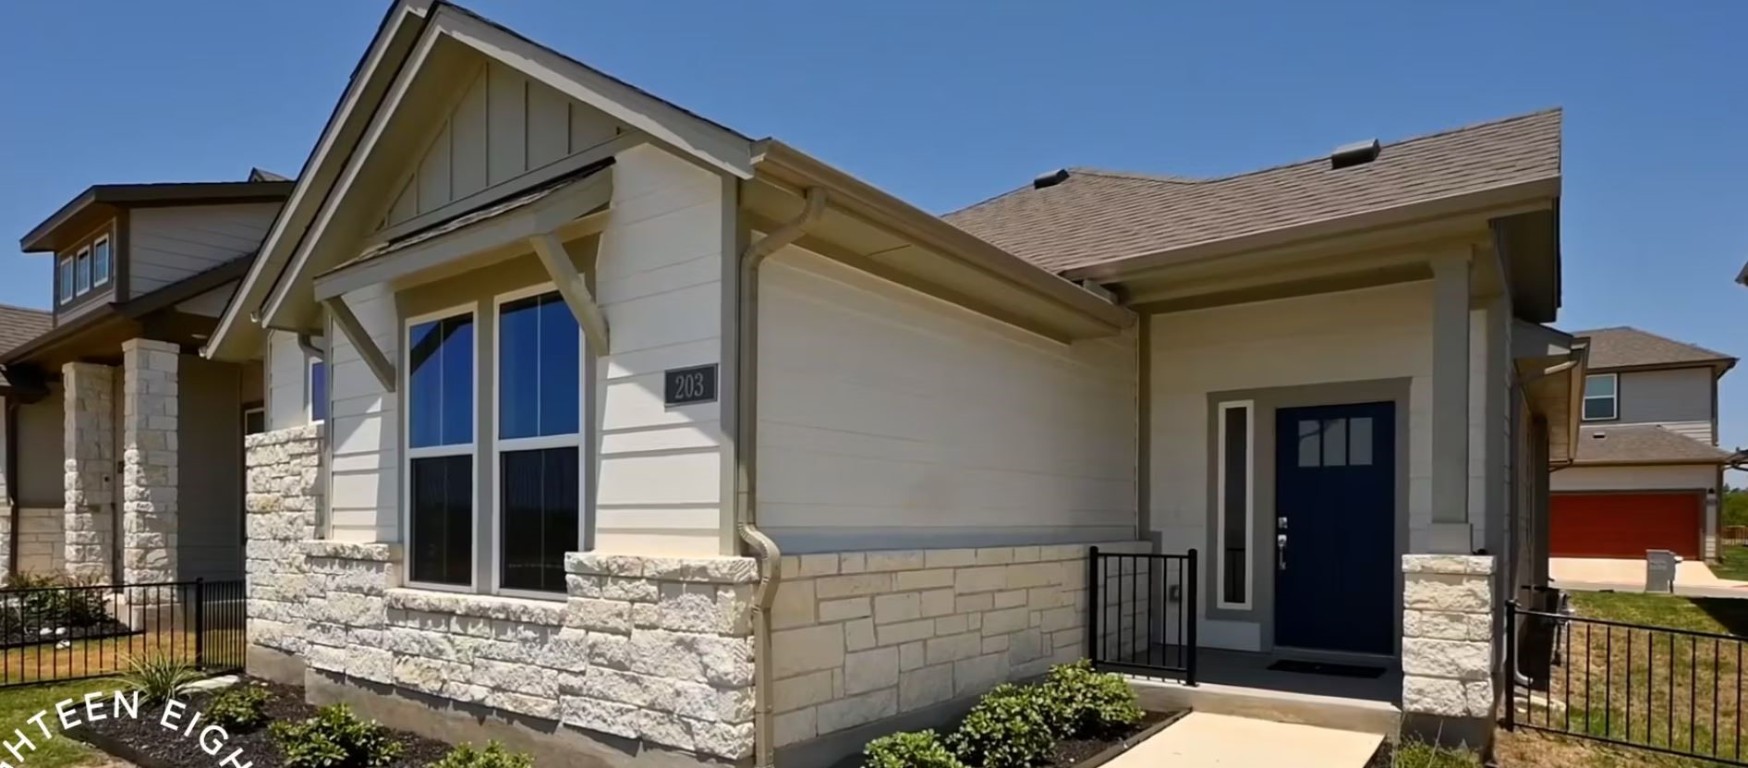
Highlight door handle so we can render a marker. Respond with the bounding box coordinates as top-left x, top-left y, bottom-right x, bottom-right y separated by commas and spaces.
1277, 533, 1288, 571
